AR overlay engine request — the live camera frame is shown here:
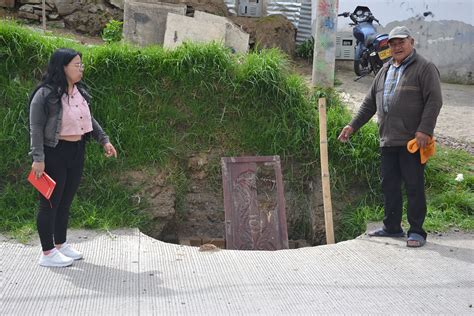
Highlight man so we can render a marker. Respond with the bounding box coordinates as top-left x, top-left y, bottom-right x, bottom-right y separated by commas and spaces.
337, 26, 442, 247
